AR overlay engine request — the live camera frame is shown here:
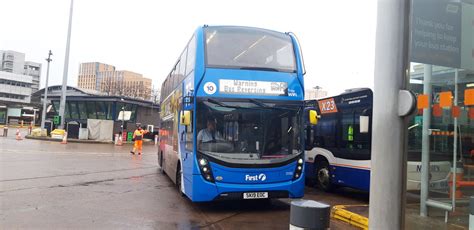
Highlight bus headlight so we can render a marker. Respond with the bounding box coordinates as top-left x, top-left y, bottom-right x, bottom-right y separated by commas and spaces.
199, 158, 208, 166
293, 158, 304, 180
198, 158, 214, 183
